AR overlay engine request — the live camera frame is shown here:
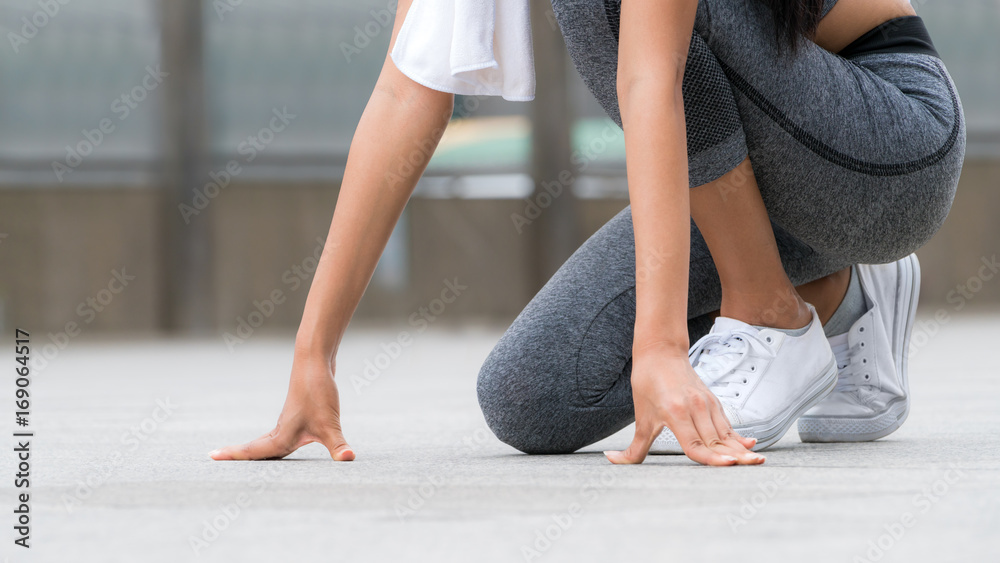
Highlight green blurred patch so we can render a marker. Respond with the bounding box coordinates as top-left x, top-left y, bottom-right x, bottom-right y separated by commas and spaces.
428, 117, 625, 172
